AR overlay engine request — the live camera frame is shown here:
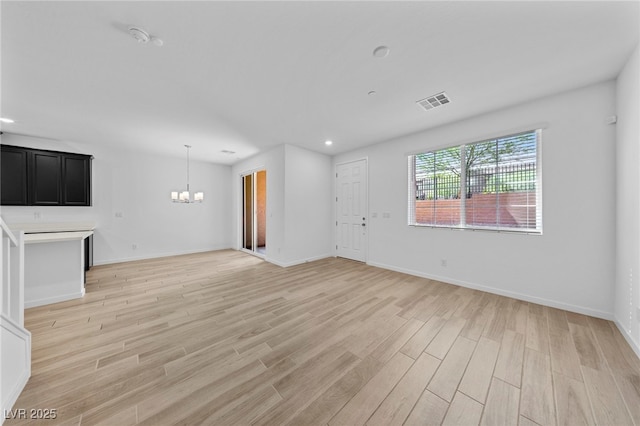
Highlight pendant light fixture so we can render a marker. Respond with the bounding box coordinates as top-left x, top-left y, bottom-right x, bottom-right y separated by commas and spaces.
171, 145, 204, 203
